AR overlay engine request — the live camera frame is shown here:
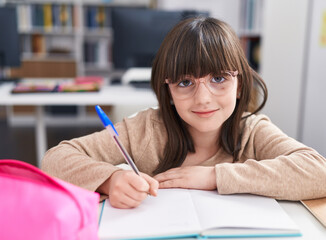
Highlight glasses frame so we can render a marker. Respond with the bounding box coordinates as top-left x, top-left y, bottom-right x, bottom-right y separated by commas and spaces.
165, 70, 239, 100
